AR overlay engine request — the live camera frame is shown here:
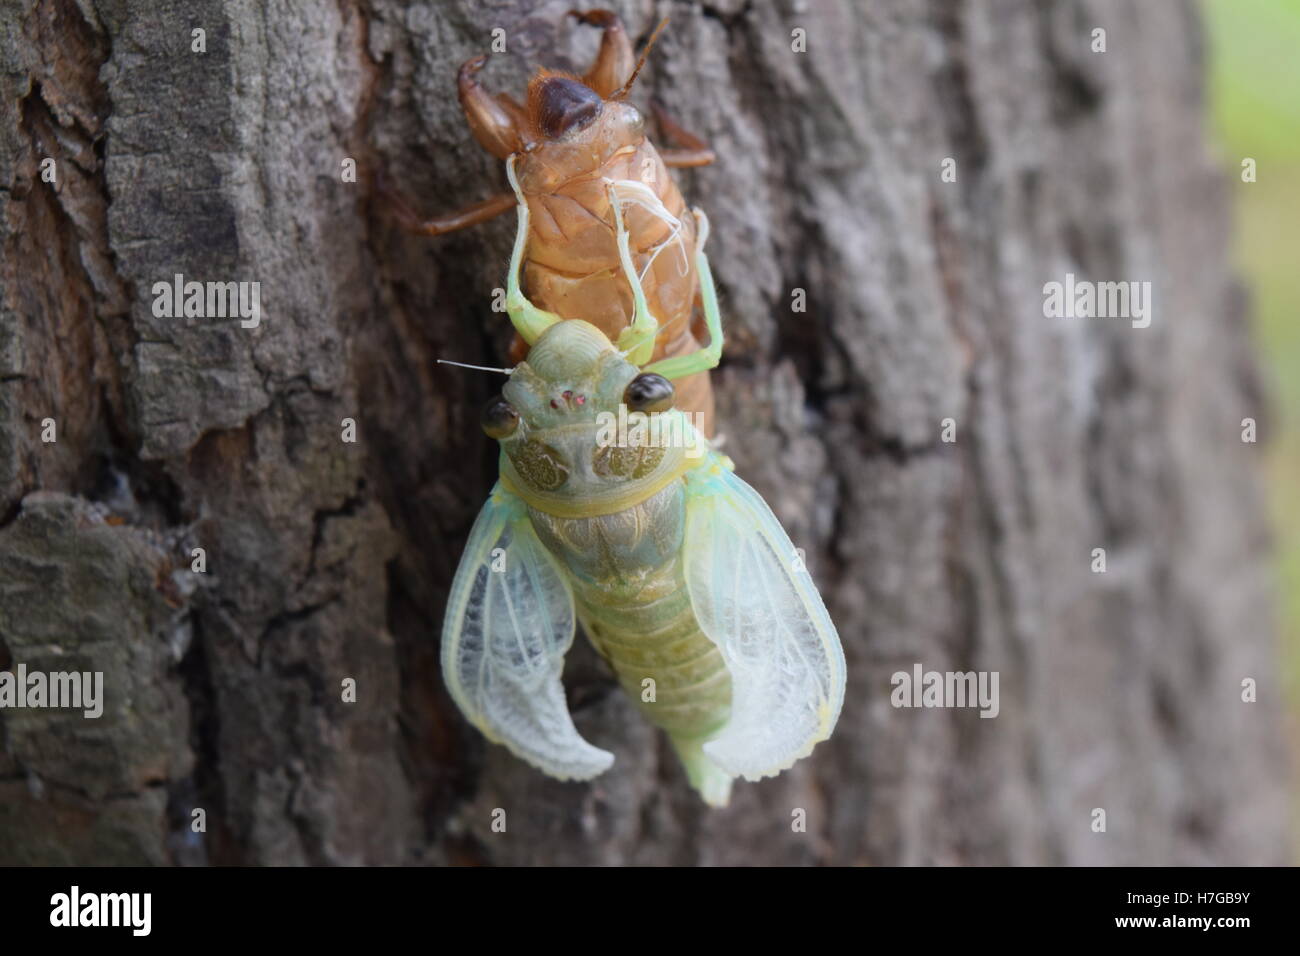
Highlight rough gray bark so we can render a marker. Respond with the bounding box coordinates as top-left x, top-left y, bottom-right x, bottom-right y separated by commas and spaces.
0, 0, 1288, 865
